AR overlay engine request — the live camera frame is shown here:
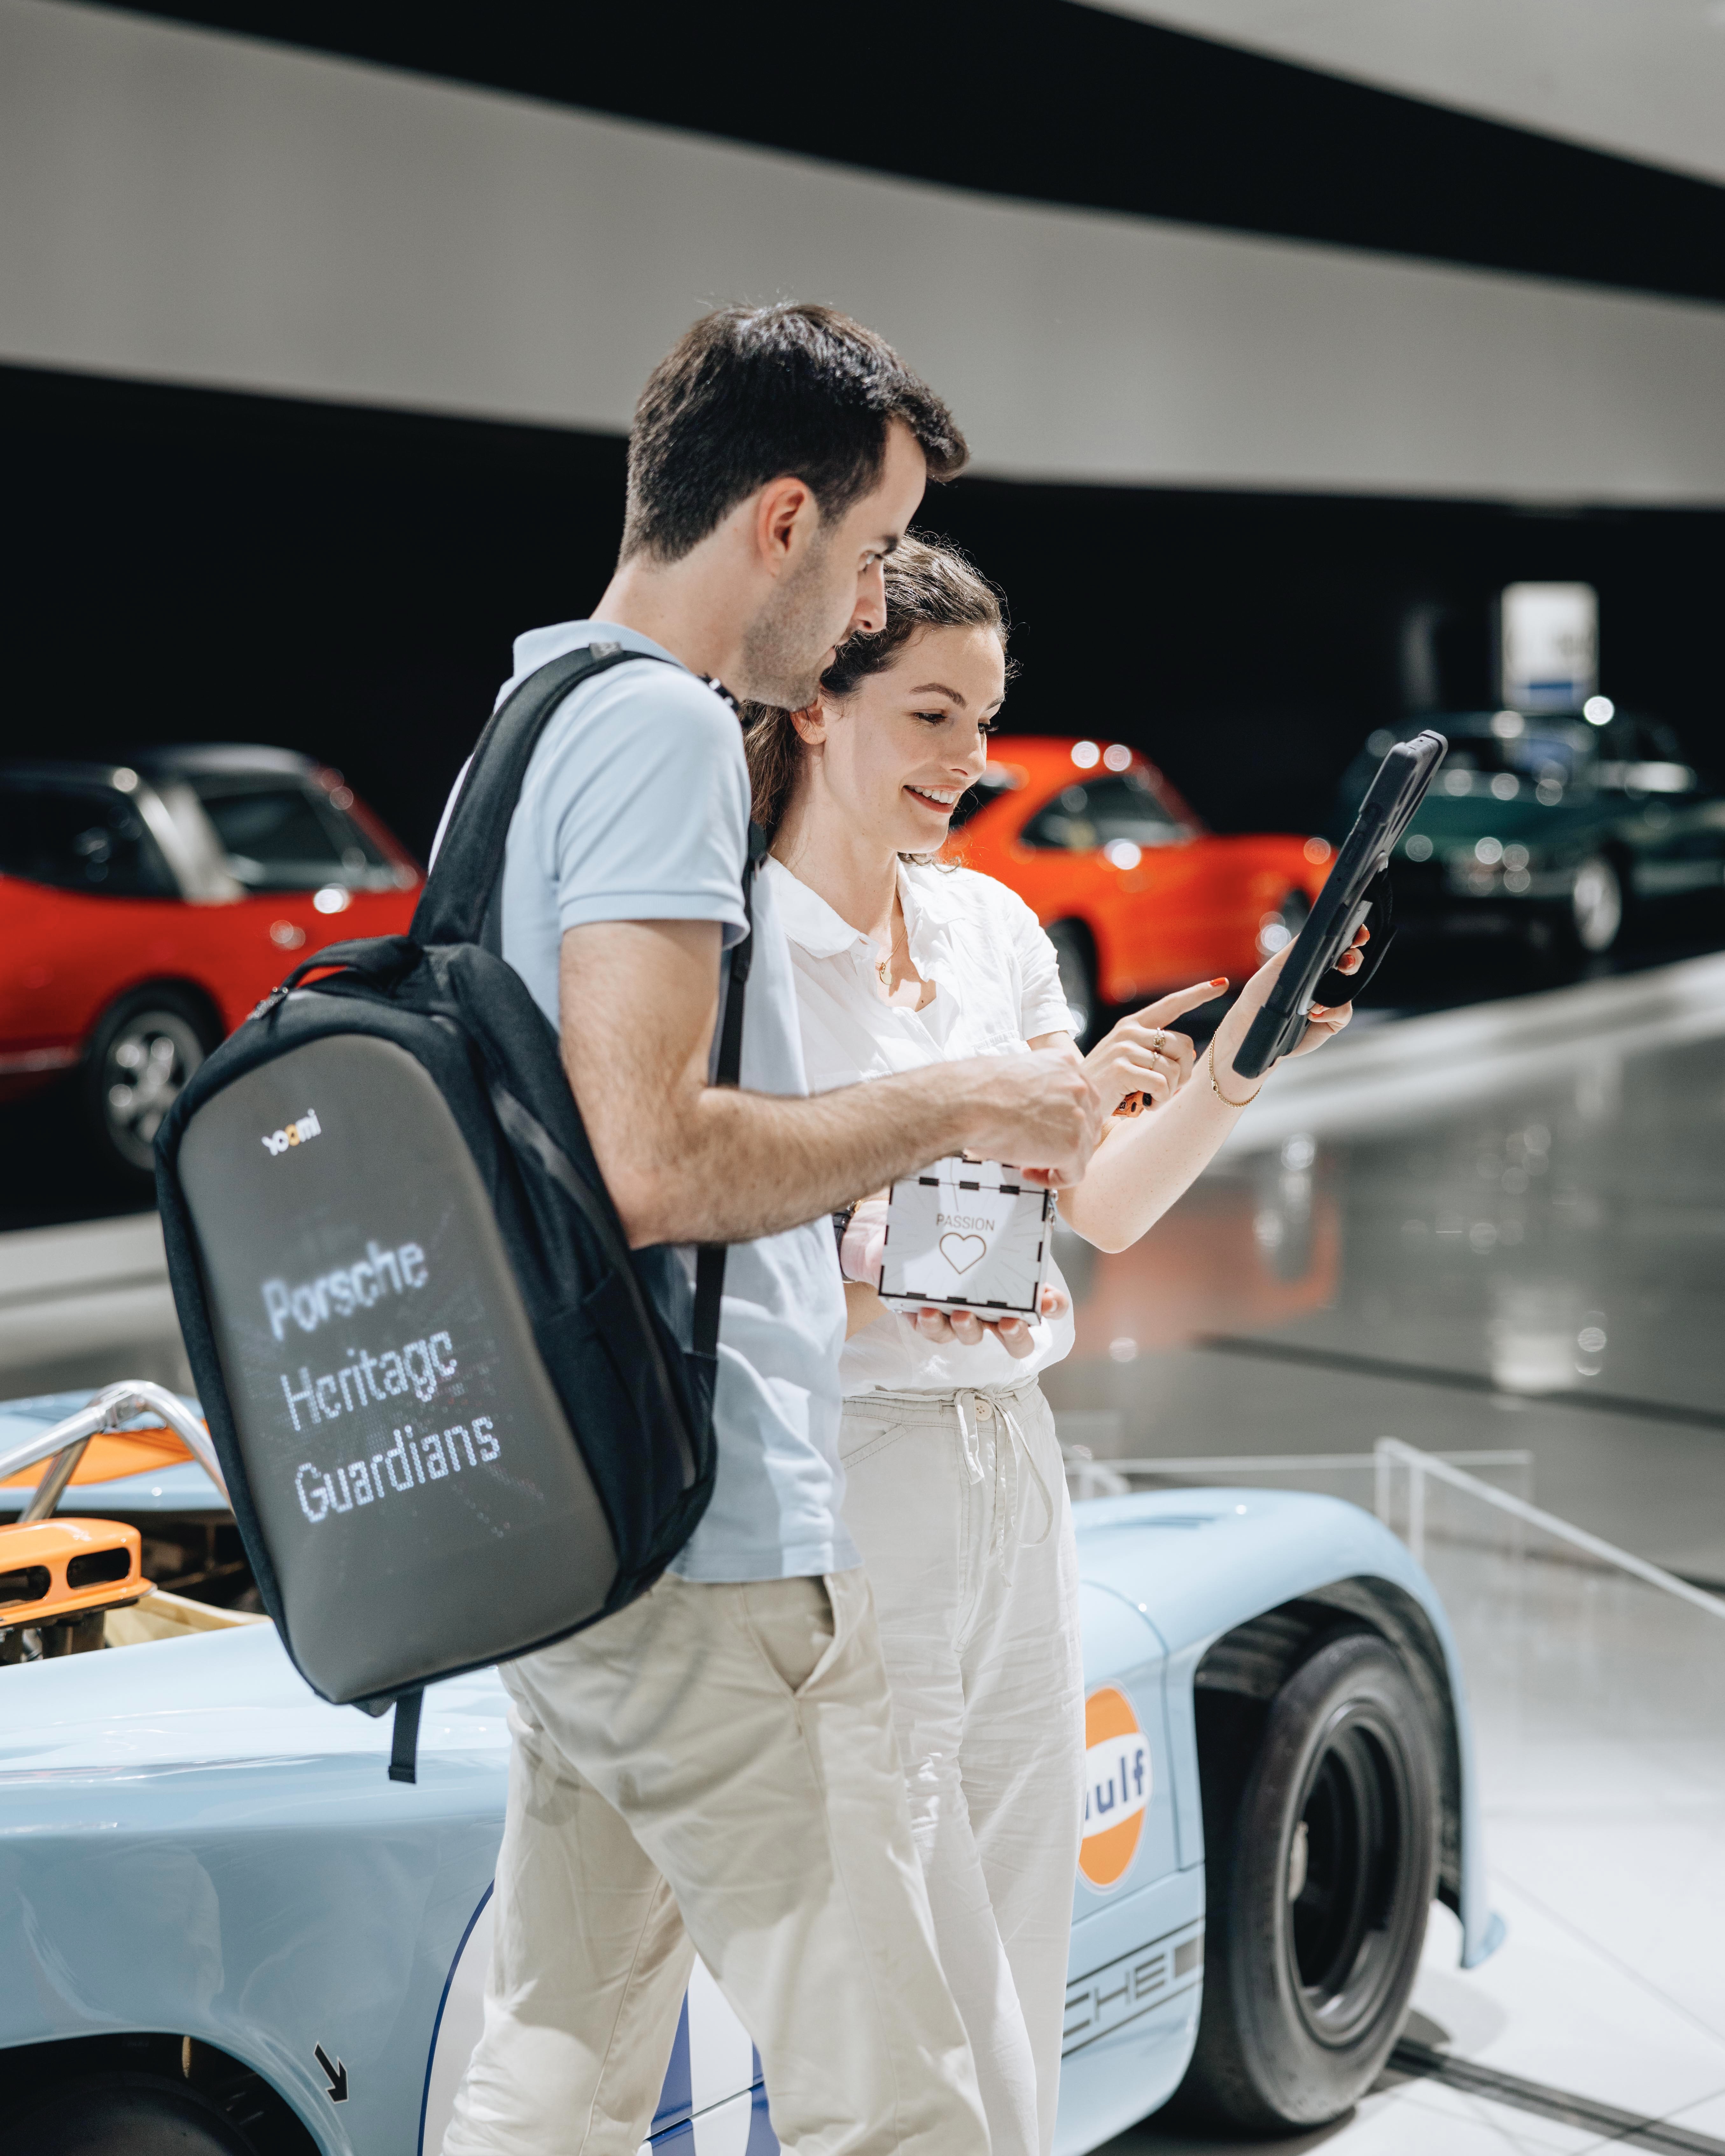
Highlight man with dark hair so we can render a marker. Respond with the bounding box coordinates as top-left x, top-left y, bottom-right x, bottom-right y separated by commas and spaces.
440, 302, 1100, 2156
620, 301, 967, 568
